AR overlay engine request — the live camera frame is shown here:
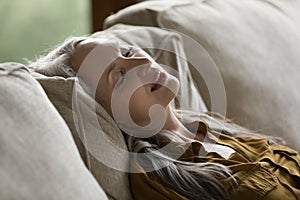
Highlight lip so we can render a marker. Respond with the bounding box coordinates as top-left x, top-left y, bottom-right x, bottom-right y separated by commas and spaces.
150, 69, 167, 92
157, 71, 166, 85
152, 68, 160, 83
